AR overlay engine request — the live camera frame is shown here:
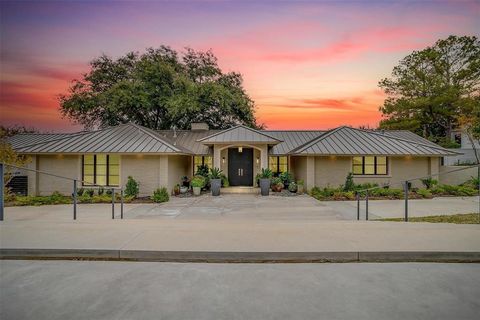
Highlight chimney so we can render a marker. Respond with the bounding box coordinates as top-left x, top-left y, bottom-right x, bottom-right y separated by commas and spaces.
191, 122, 209, 131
